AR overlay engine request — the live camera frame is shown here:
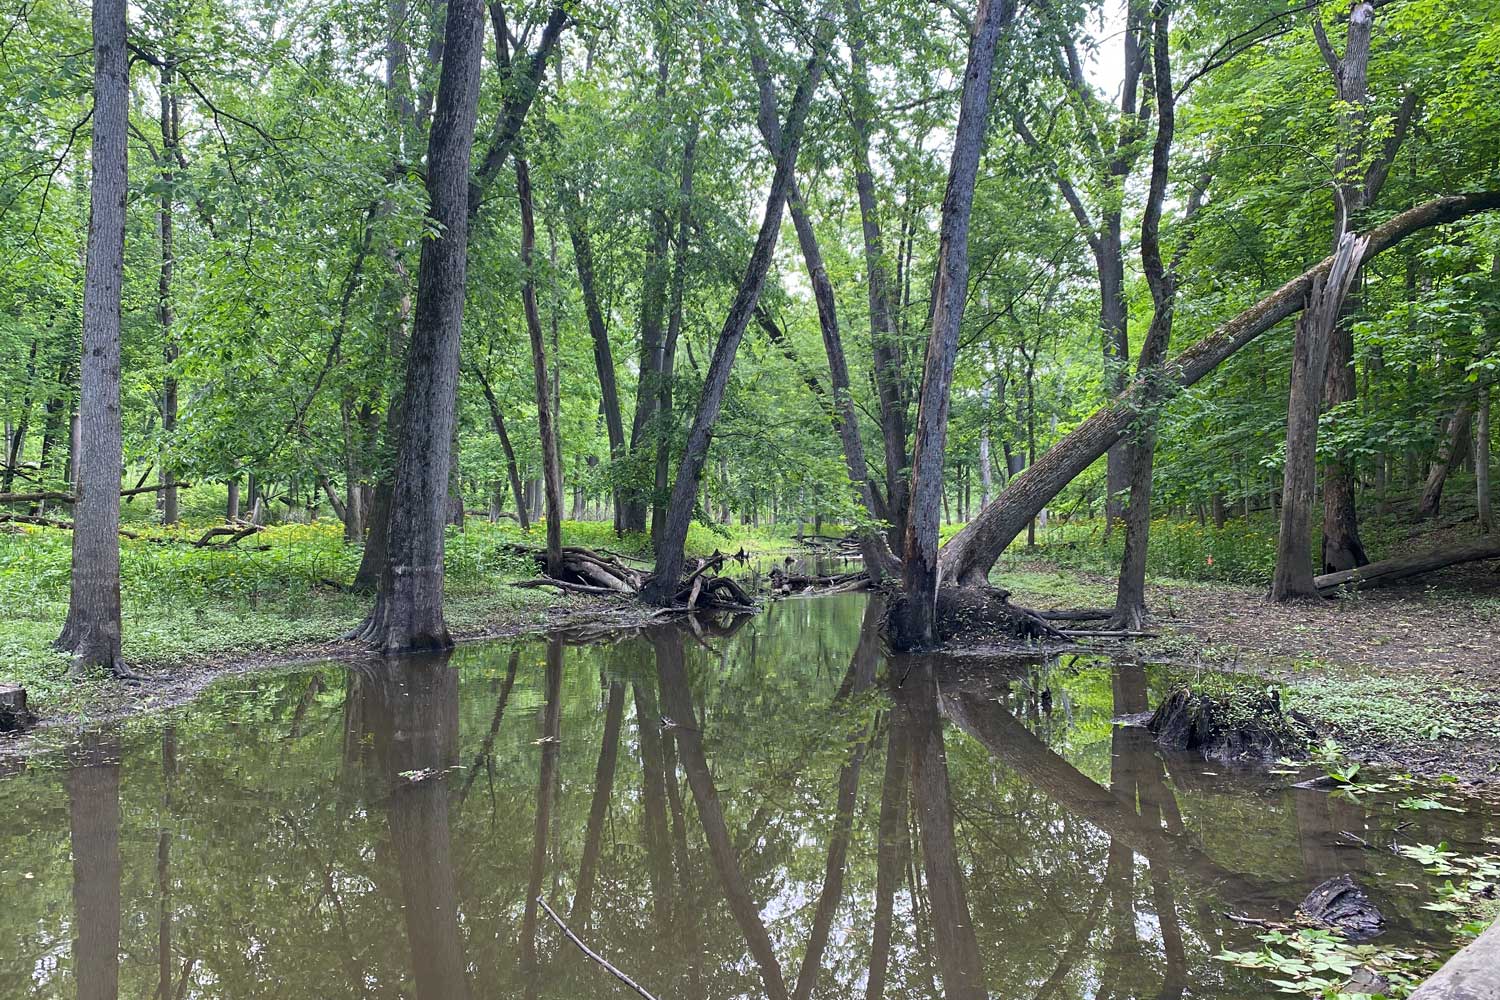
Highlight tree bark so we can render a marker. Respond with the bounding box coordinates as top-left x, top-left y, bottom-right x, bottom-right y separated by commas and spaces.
474, 367, 529, 529
940, 192, 1500, 586
1271, 234, 1369, 601
1314, 536, 1500, 593
642, 41, 824, 605
898, 0, 1013, 646
2, 339, 38, 494
352, 0, 485, 652
517, 157, 564, 575
57, 0, 127, 674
